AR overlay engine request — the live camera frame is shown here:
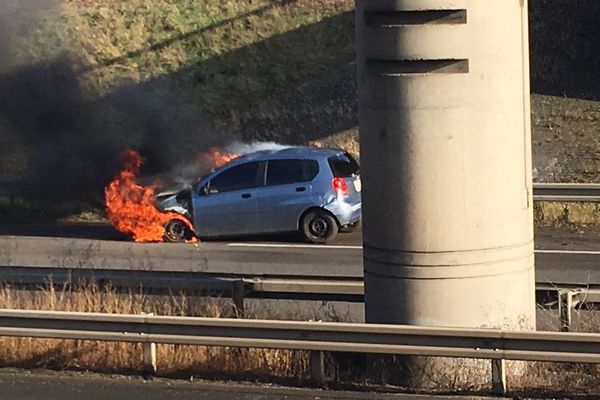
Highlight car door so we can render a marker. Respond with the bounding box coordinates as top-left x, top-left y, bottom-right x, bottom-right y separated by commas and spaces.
256, 159, 319, 233
192, 161, 263, 237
